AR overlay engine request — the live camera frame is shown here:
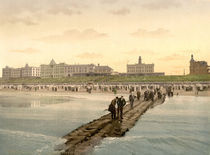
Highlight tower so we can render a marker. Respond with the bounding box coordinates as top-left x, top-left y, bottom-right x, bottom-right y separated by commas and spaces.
138, 56, 142, 64
190, 54, 194, 63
